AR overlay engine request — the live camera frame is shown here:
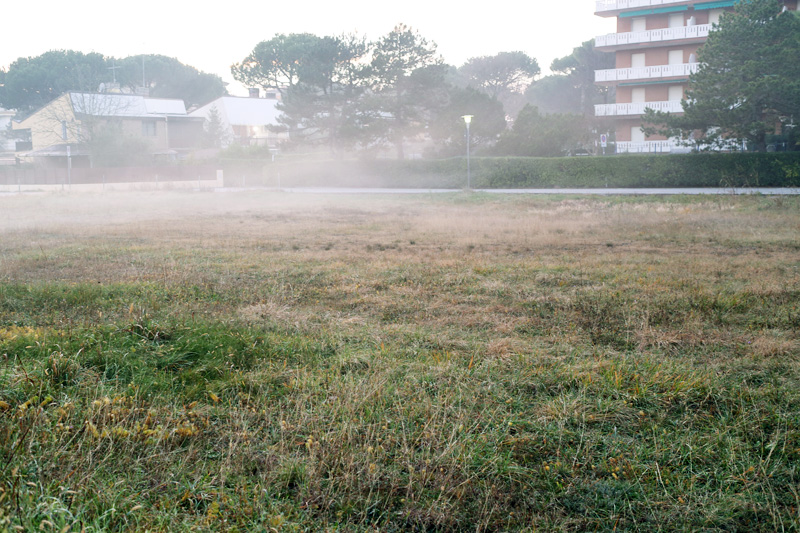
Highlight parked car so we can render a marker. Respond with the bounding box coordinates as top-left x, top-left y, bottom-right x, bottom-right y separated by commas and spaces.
567, 148, 592, 157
